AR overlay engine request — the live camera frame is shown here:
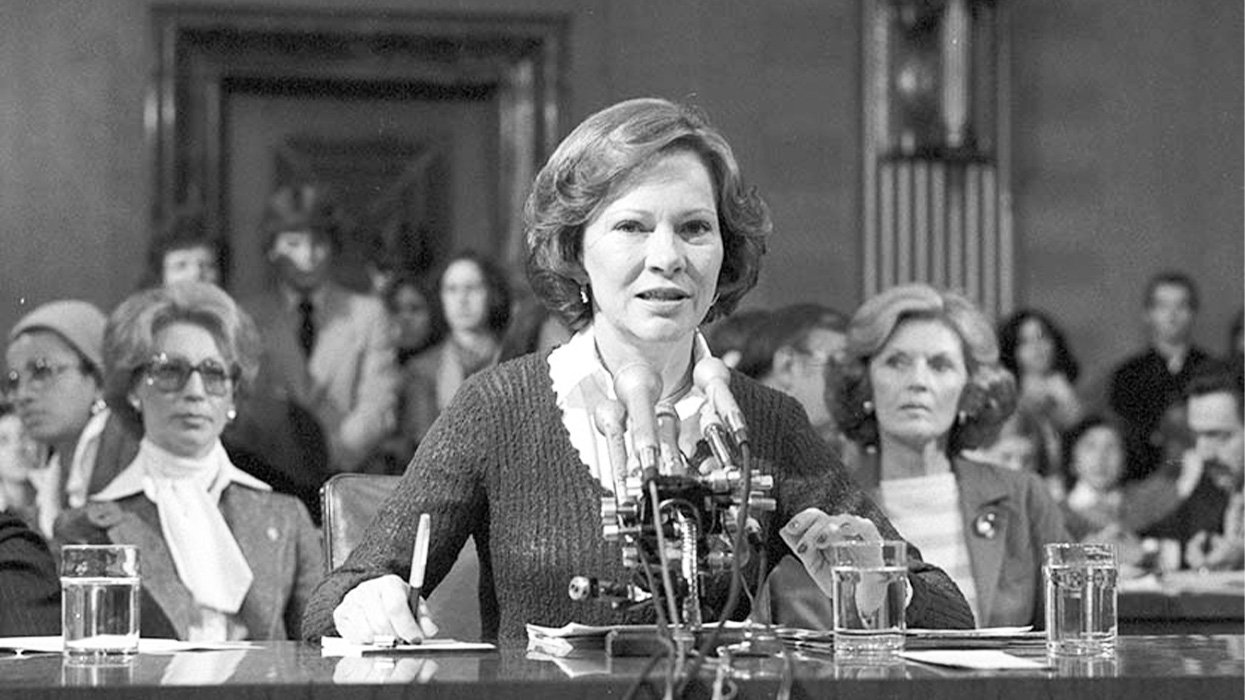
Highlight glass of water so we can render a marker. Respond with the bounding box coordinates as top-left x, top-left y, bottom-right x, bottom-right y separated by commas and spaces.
830, 540, 907, 658
60, 544, 141, 658
1044, 542, 1117, 657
